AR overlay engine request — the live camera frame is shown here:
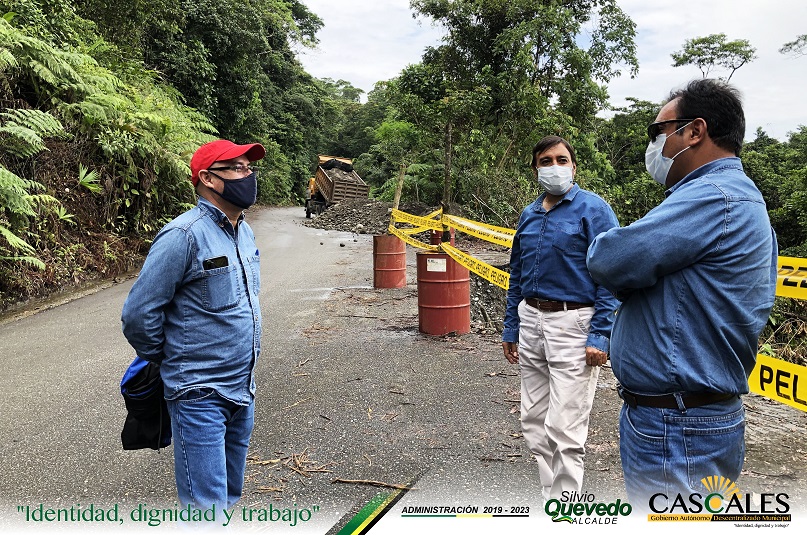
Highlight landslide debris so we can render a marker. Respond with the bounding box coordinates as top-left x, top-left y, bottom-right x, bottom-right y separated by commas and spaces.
303, 198, 509, 333
301, 198, 432, 235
